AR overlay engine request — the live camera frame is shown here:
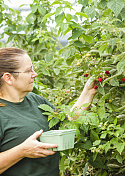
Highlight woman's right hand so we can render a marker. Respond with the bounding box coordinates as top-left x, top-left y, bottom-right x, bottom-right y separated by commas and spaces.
20, 130, 58, 158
